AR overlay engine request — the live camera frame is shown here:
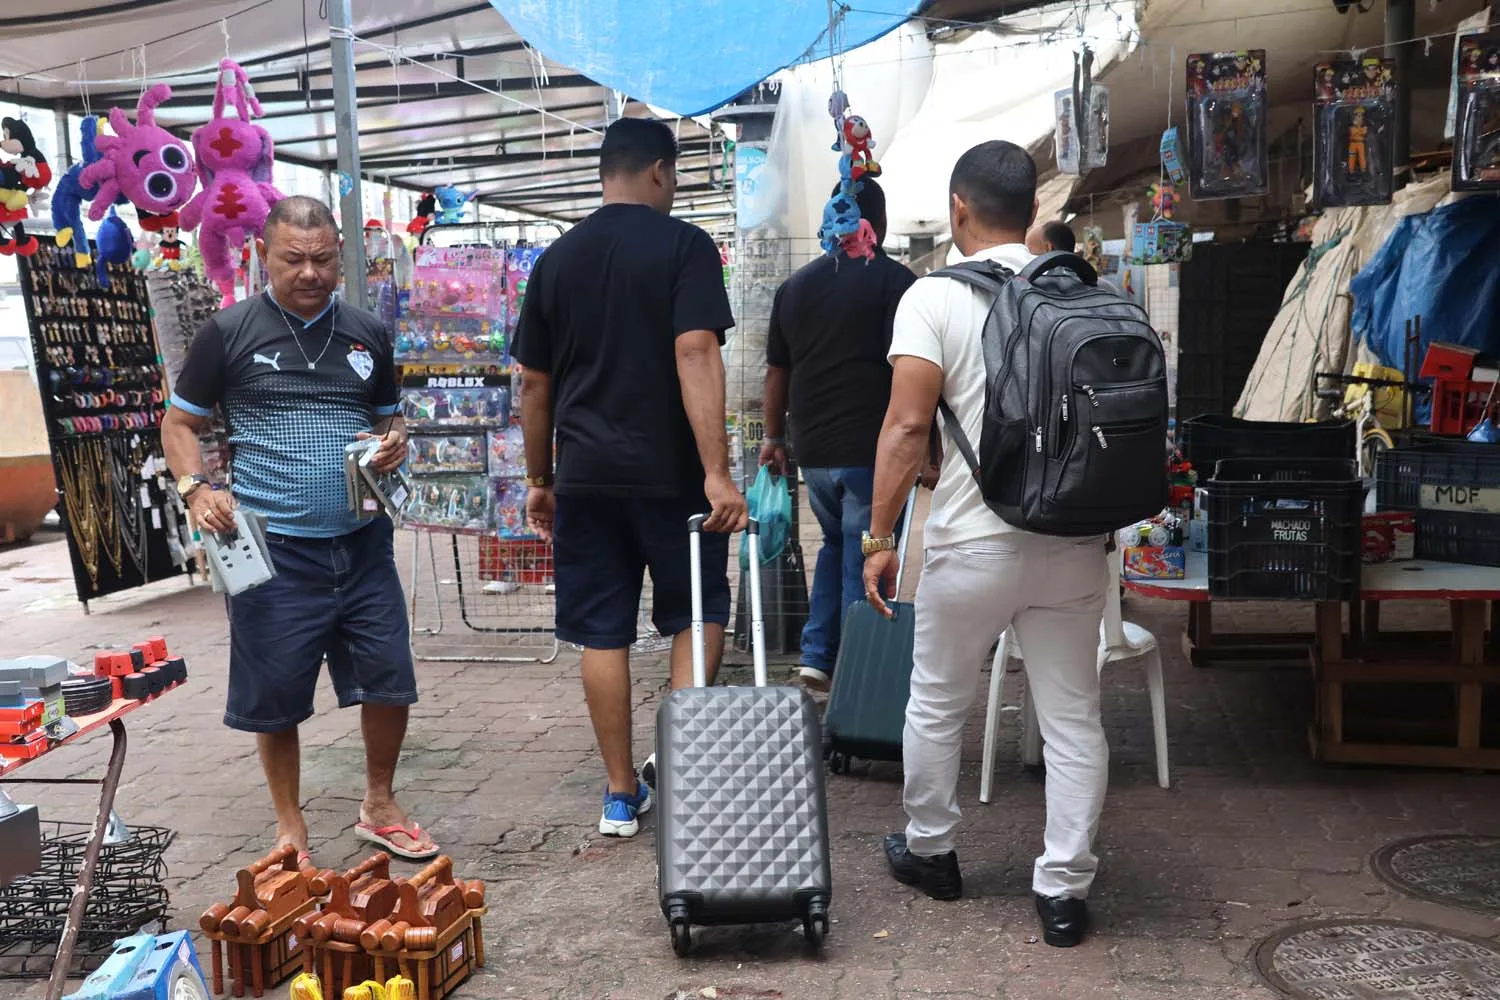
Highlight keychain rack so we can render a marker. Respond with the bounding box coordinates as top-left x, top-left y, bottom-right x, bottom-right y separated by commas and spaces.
19, 244, 197, 608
